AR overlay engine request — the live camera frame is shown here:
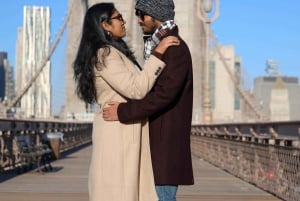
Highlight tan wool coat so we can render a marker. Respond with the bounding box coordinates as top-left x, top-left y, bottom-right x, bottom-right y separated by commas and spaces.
88, 46, 165, 201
